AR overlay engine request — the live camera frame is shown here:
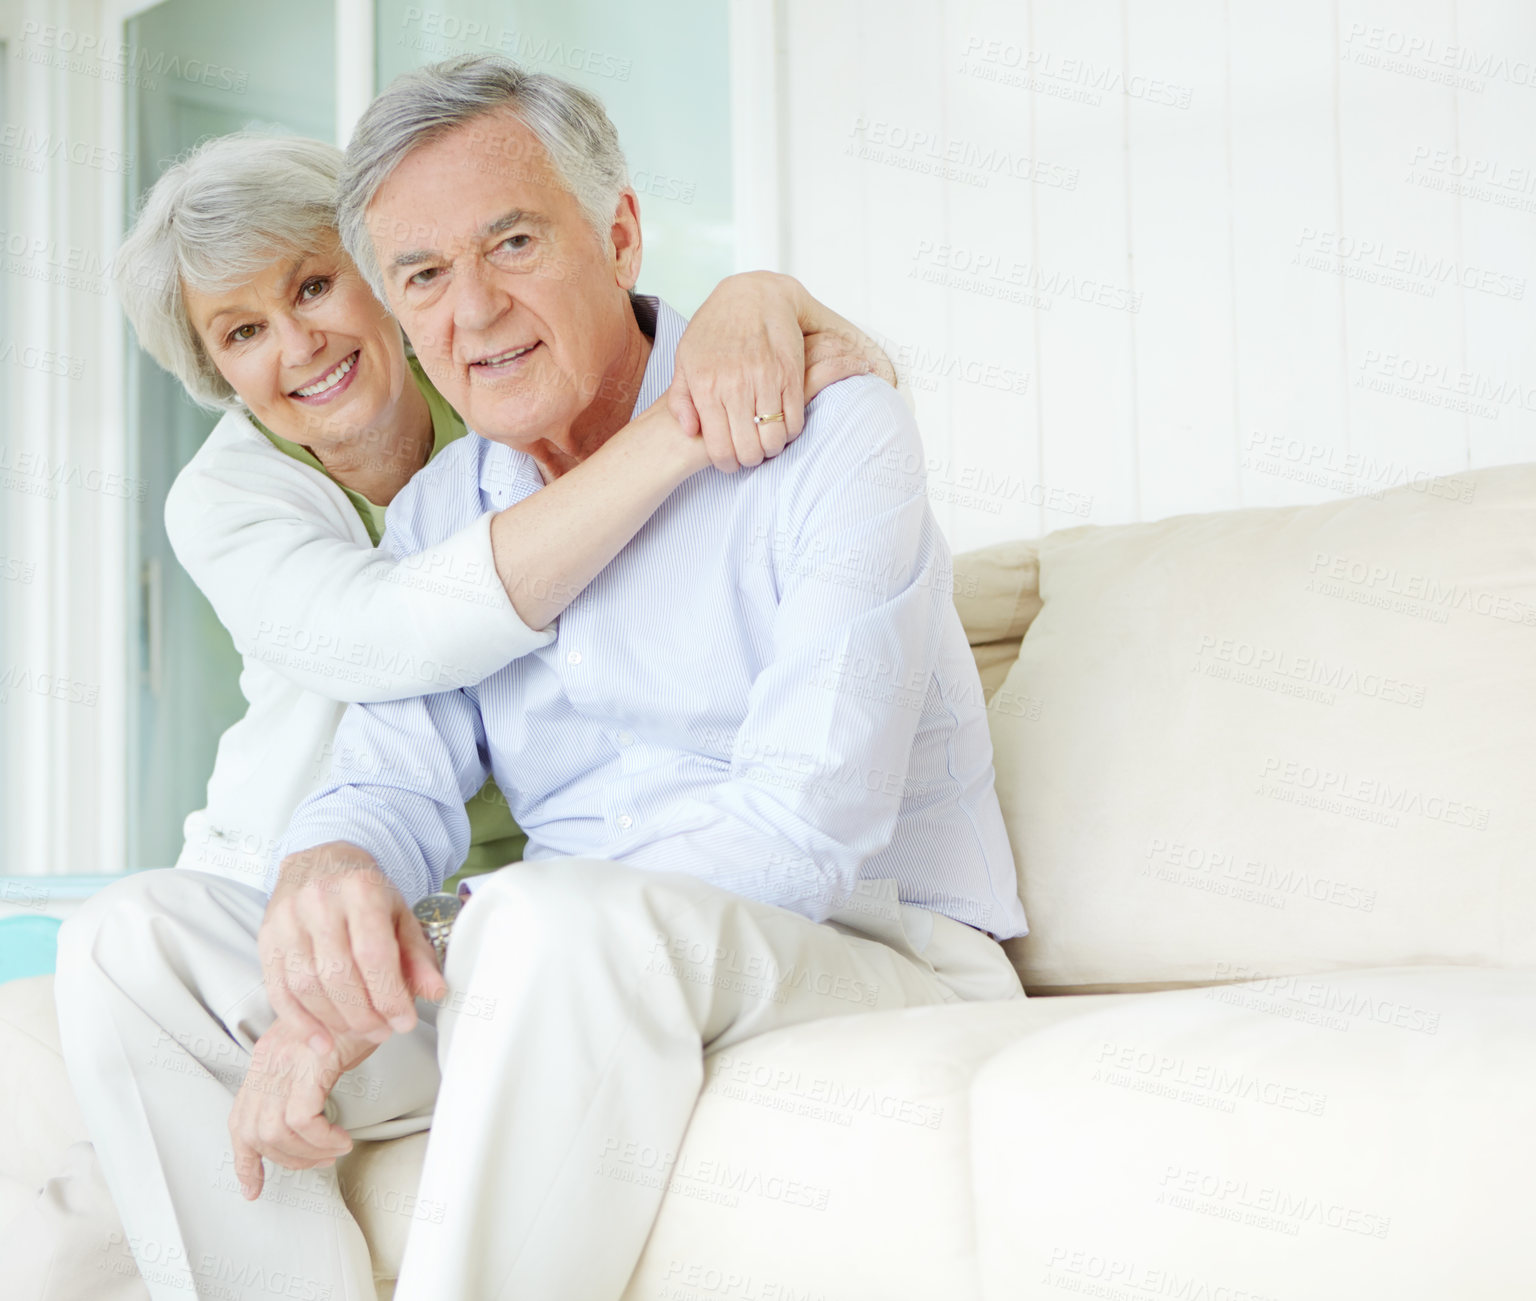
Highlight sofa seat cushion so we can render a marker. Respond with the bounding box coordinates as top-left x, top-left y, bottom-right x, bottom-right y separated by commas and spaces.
340, 999, 1079, 1298
615, 966, 1536, 1301
973, 965, 1536, 1301
7, 967, 1533, 1299
0, 976, 85, 1198
618, 999, 1079, 1301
